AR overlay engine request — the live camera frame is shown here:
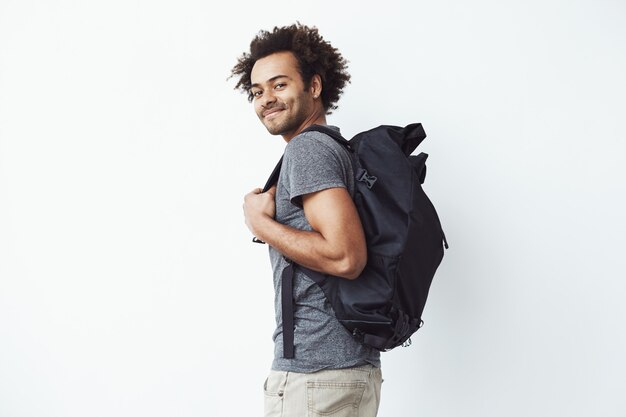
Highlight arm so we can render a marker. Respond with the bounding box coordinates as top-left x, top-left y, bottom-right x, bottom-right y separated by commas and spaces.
243, 186, 367, 279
